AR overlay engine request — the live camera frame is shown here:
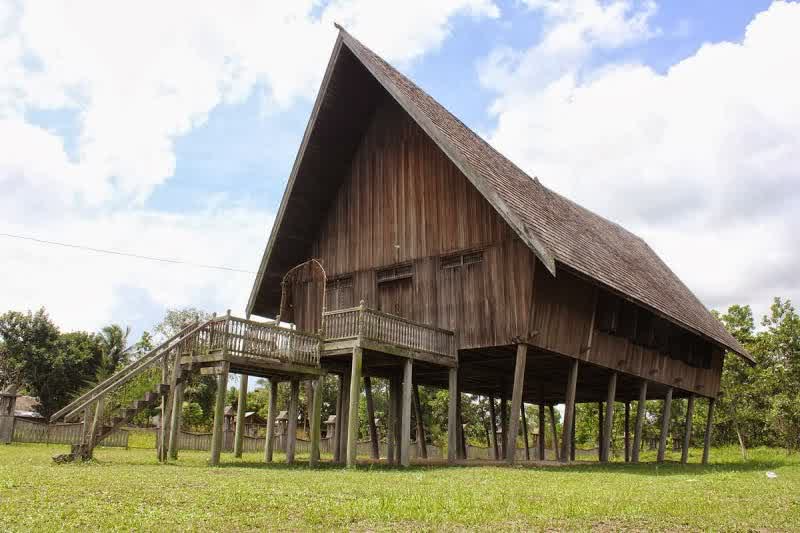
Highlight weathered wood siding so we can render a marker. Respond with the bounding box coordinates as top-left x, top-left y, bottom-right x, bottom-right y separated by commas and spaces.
311, 98, 535, 349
